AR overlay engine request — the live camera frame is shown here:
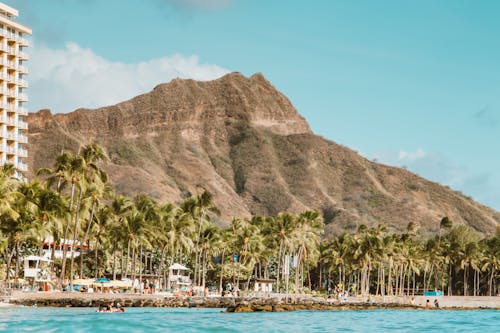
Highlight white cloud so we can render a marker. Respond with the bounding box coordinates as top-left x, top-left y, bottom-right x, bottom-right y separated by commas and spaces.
397, 148, 426, 162
27, 42, 230, 113
374, 149, 500, 210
